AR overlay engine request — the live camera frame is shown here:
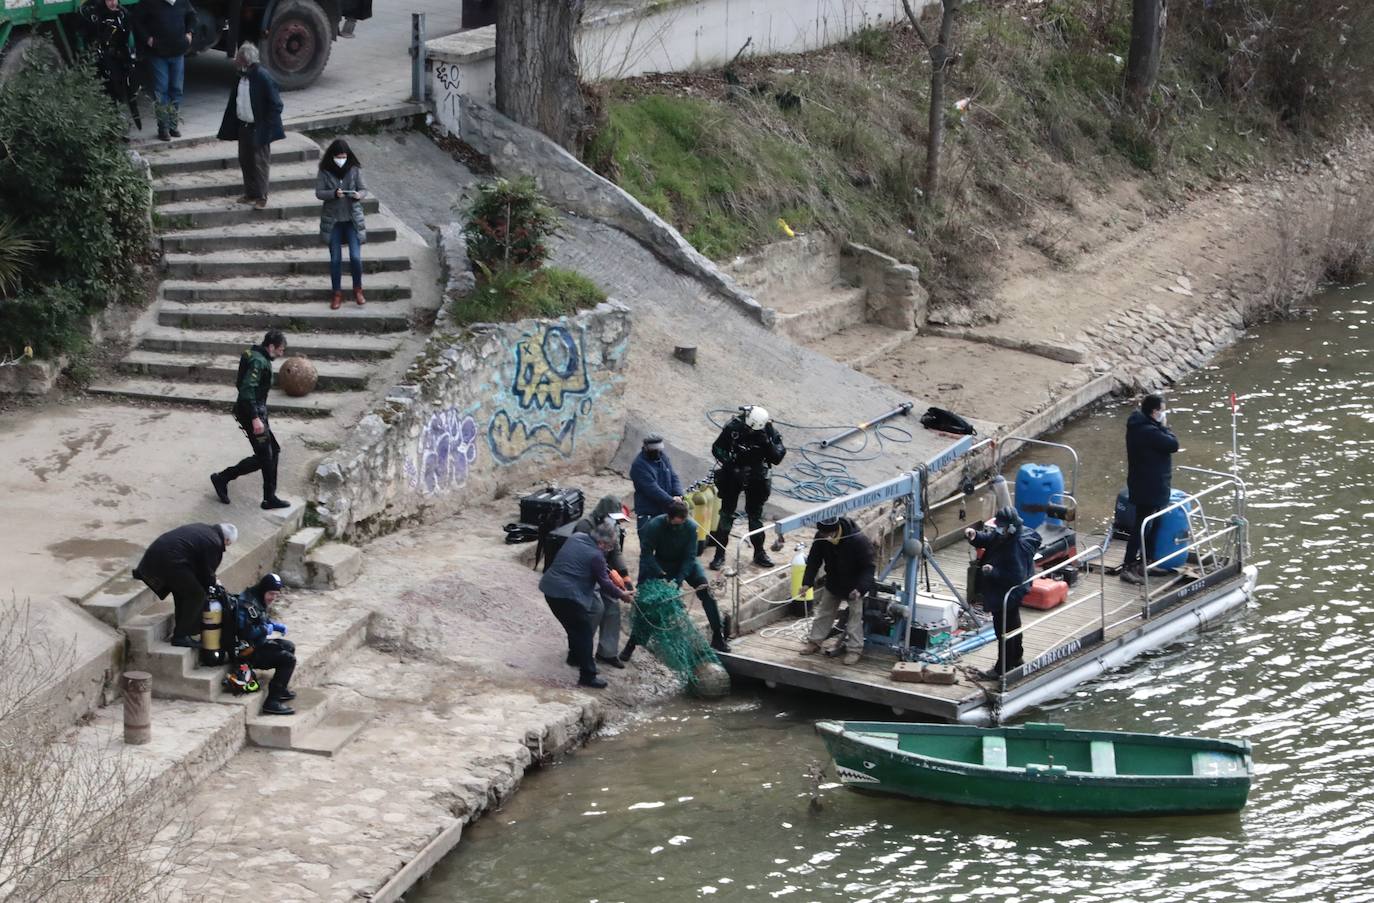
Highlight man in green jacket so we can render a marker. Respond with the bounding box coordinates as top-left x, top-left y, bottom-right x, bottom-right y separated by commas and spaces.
624, 499, 730, 657
211, 329, 290, 510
